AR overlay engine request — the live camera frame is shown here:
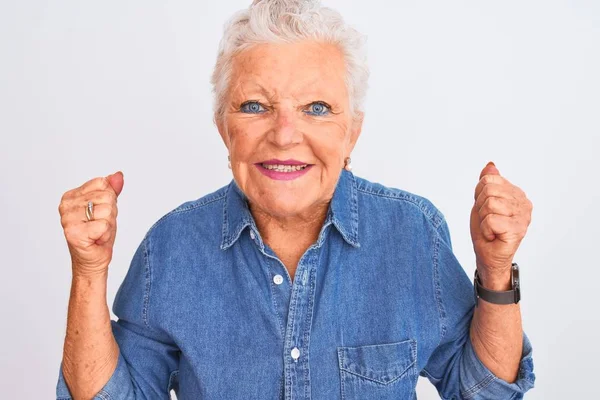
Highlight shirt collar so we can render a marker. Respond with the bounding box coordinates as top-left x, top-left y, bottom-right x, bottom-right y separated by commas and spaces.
220, 169, 360, 250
